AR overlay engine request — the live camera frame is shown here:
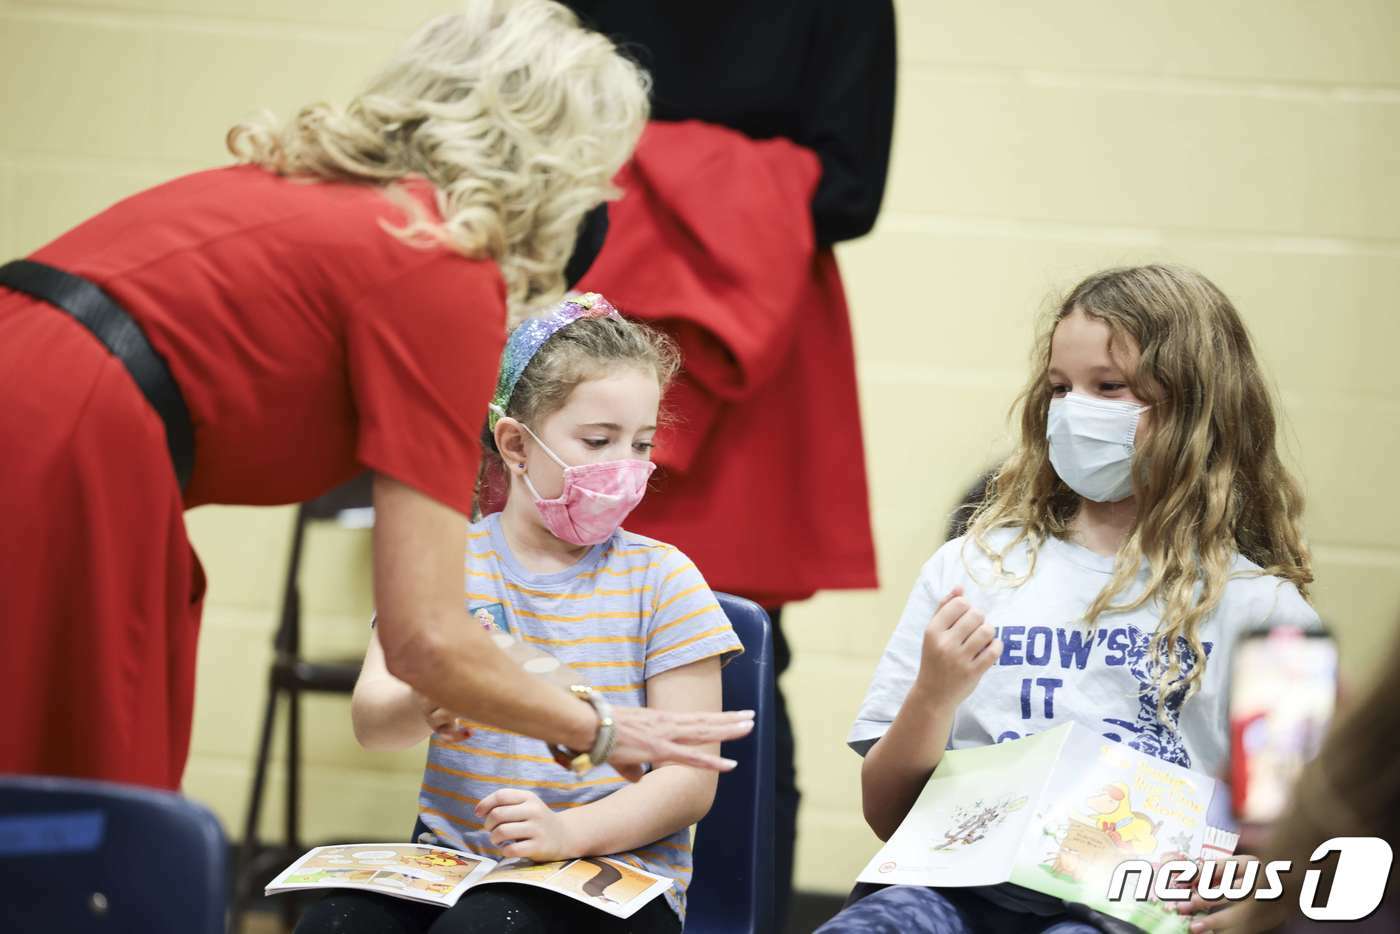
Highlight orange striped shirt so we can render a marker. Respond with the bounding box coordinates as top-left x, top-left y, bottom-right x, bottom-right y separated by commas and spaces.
417, 513, 742, 923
